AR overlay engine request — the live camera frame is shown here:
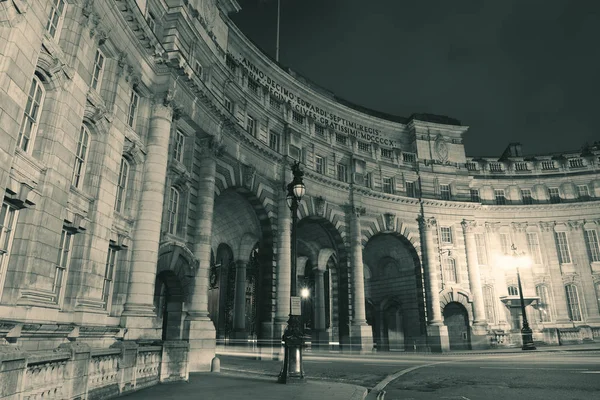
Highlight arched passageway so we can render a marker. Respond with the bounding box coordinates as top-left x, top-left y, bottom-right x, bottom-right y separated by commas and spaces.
363, 233, 426, 351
